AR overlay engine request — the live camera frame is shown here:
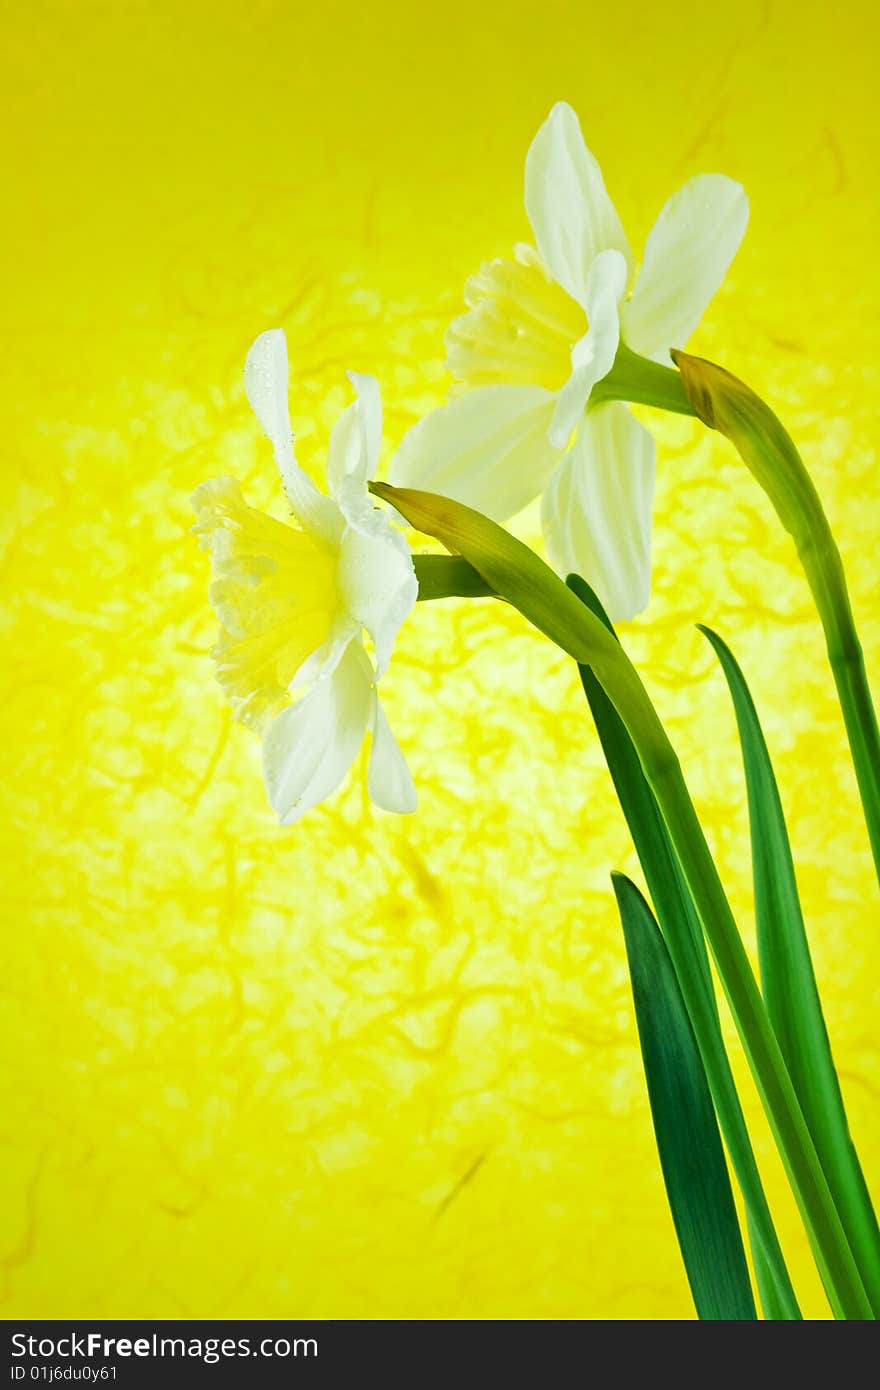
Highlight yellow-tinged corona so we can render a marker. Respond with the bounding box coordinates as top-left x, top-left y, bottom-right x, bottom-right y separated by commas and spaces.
392, 101, 749, 622
193, 329, 418, 824
192, 477, 339, 730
